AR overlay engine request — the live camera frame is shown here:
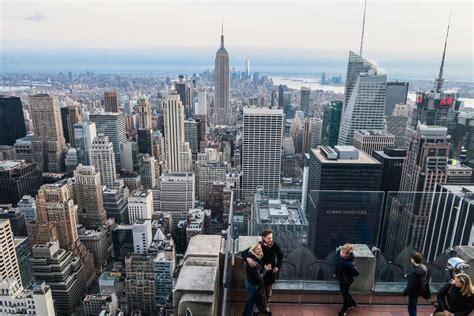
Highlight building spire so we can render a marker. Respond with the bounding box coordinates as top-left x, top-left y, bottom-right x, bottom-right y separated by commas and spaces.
435, 13, 452, 93
359, 0, 367, 56
220, 20, 225, 49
